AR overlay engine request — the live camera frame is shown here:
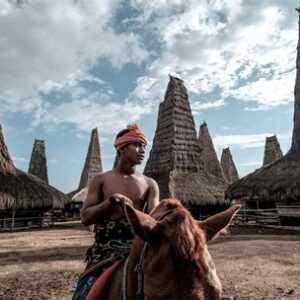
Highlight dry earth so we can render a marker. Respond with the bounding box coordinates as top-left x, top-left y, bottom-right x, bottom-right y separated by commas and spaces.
0, 223, 299, 299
